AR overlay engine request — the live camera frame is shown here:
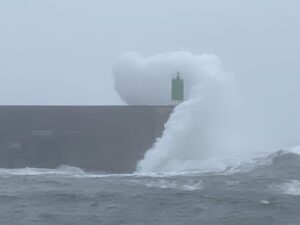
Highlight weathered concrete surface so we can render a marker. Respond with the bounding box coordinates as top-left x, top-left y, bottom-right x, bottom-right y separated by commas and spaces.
0, 106, 173, 173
